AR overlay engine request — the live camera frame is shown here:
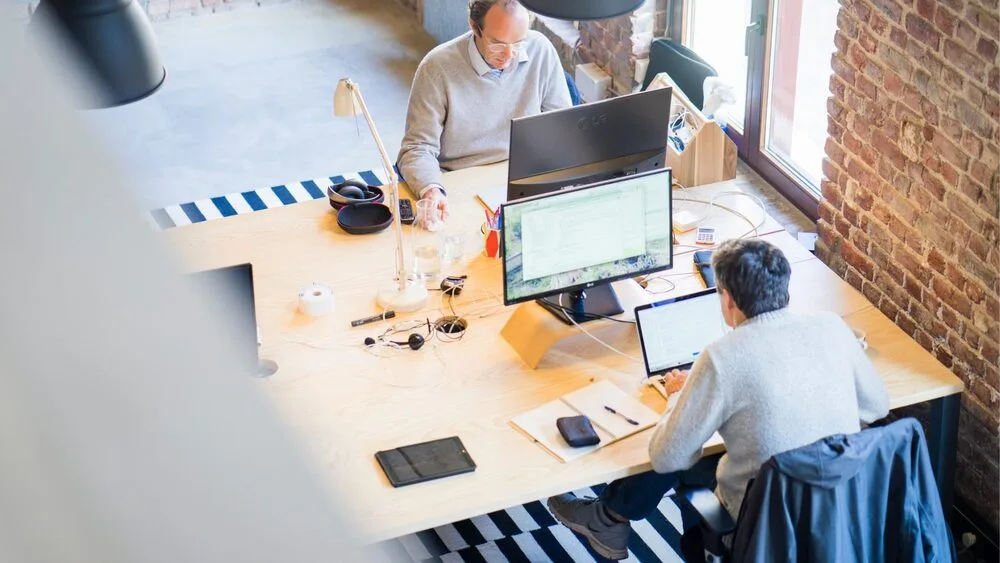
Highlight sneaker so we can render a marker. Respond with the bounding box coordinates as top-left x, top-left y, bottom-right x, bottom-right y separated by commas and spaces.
546, 494, 630, 560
